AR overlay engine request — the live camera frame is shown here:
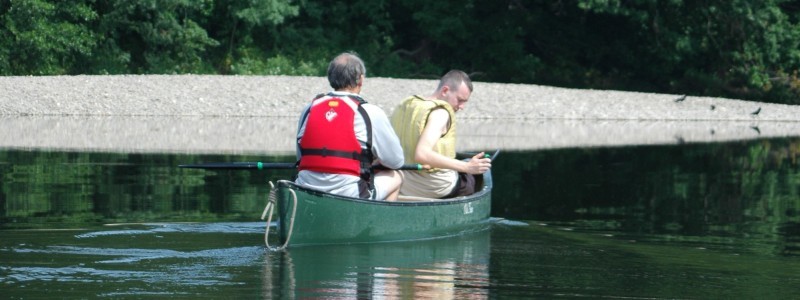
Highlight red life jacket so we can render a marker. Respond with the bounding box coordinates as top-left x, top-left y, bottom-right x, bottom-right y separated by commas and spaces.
298, 93, 373, 178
